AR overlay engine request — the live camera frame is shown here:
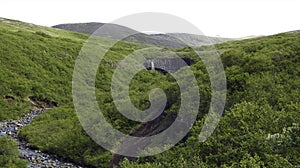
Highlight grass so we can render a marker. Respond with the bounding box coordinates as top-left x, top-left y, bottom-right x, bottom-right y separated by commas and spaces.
0, 17, 299, 167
